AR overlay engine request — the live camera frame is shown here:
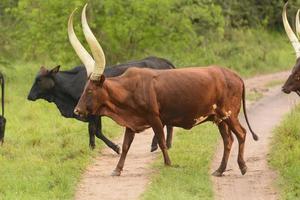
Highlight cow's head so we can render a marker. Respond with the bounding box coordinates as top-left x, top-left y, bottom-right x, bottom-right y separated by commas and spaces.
27, 66, 60, 102
68, 4, 107, 117
282, 3, 300, 95
74, 76, 106, 117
